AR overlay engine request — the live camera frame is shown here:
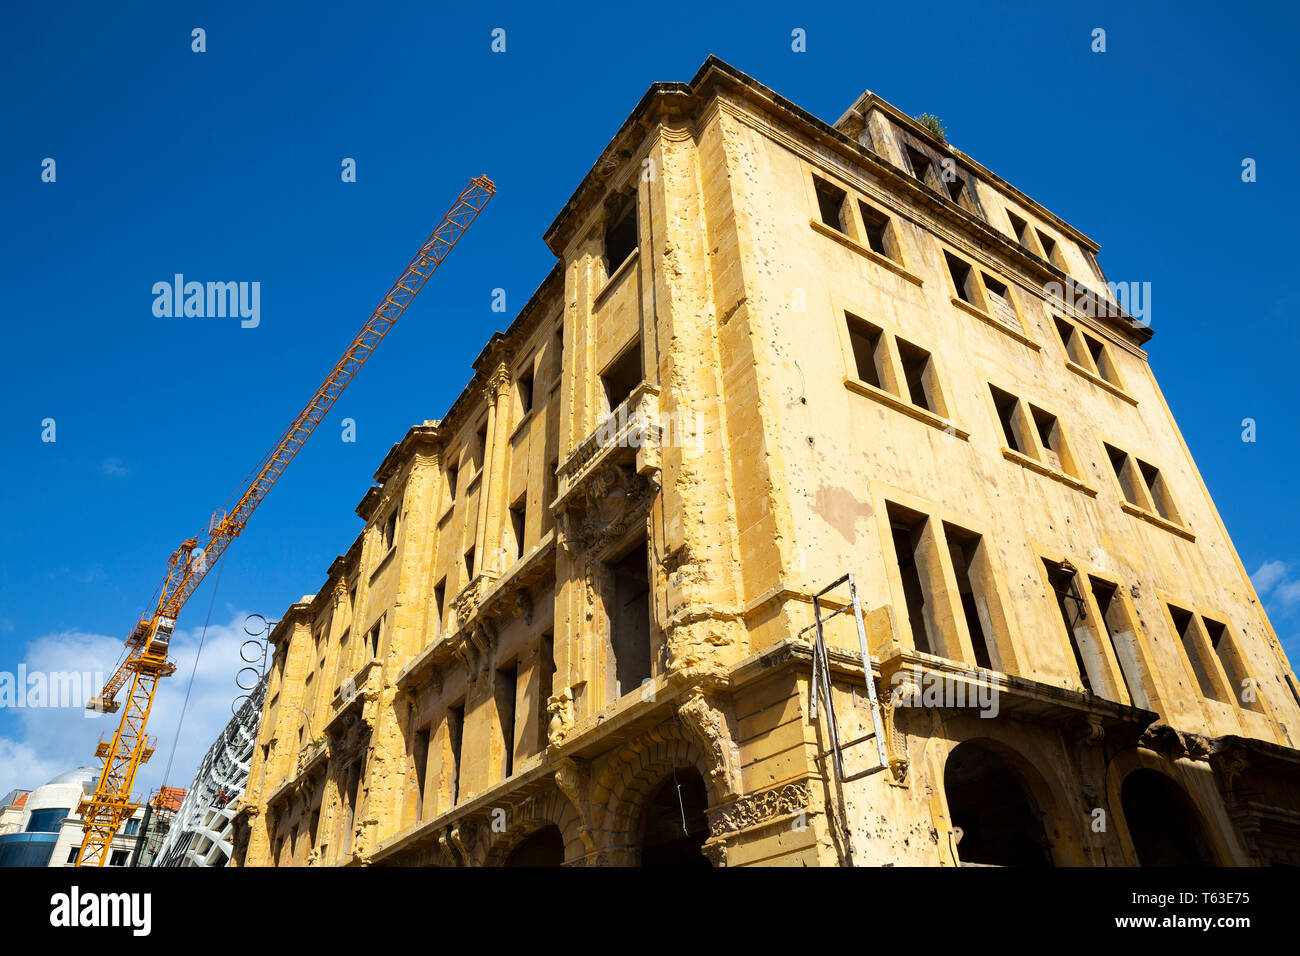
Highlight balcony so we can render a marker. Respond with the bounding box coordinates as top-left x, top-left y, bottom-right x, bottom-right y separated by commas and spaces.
555, 382, 661, 510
